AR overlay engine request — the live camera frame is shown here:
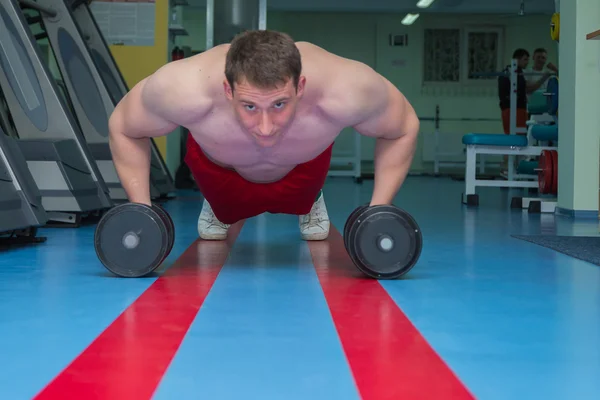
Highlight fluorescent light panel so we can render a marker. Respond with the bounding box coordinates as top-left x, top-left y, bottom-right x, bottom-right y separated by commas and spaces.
401, 13, 420, 25
417, 0, 435, 8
